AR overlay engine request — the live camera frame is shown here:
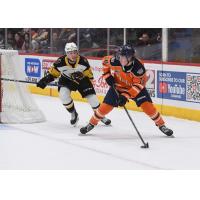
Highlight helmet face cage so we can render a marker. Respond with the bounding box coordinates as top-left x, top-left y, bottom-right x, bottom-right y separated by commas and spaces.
118, 44, 135, 62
